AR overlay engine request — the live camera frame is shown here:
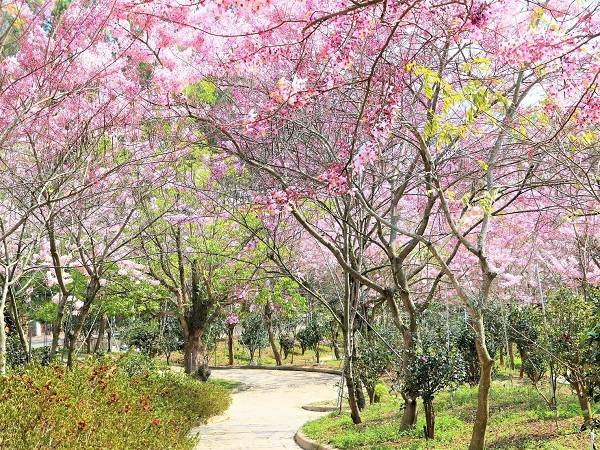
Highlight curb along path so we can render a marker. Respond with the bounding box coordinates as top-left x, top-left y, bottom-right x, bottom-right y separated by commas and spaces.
192, 368, 340, 450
